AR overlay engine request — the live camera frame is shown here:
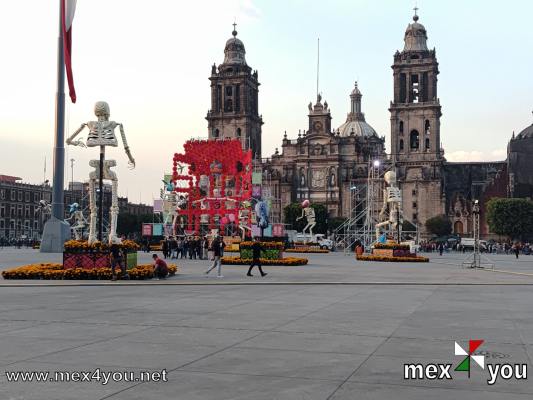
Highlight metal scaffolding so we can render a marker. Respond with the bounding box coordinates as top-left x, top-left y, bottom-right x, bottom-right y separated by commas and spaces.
334, 159, 391, 253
